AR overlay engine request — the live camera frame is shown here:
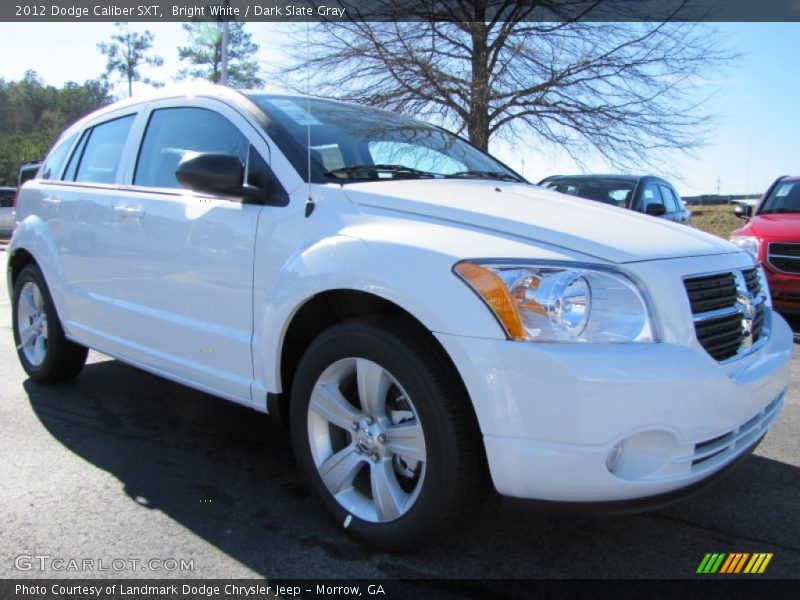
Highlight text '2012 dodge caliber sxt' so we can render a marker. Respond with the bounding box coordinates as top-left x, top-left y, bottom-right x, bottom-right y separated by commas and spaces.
7, 84, 791, 549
